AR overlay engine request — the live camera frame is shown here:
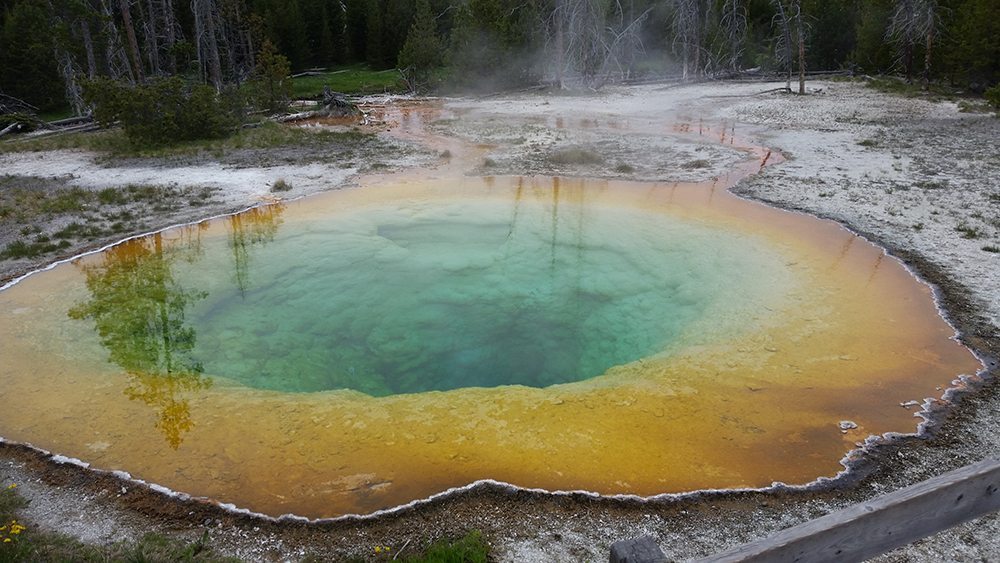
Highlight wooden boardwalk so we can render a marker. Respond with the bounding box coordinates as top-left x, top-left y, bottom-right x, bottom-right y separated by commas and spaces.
611, 458, 1000, 563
